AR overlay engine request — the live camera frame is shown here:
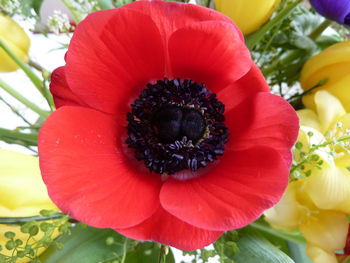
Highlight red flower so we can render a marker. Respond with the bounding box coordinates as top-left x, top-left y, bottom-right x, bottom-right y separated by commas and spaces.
39, 0, 299, 250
